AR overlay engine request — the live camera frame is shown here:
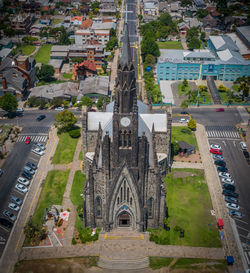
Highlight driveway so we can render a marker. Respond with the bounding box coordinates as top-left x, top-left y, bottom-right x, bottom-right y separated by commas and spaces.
159, 80, 175, 105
